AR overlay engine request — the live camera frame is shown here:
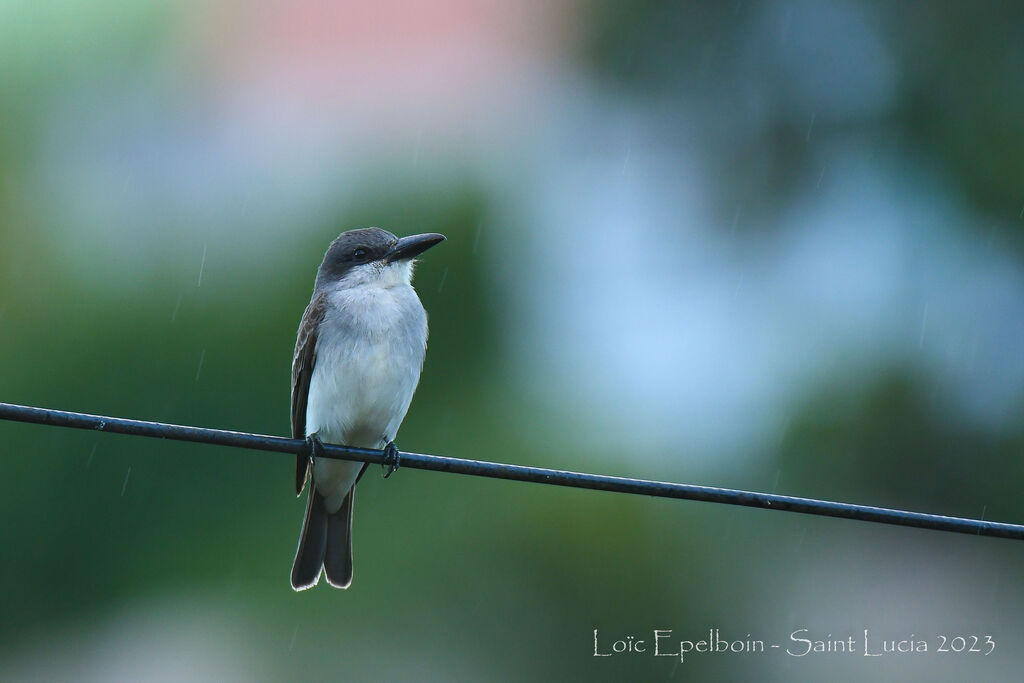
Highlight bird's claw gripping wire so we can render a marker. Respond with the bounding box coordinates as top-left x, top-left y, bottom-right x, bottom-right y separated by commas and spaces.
382, 441, 400, 479
306, 433, 325, 462
309, 433, 399, 479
